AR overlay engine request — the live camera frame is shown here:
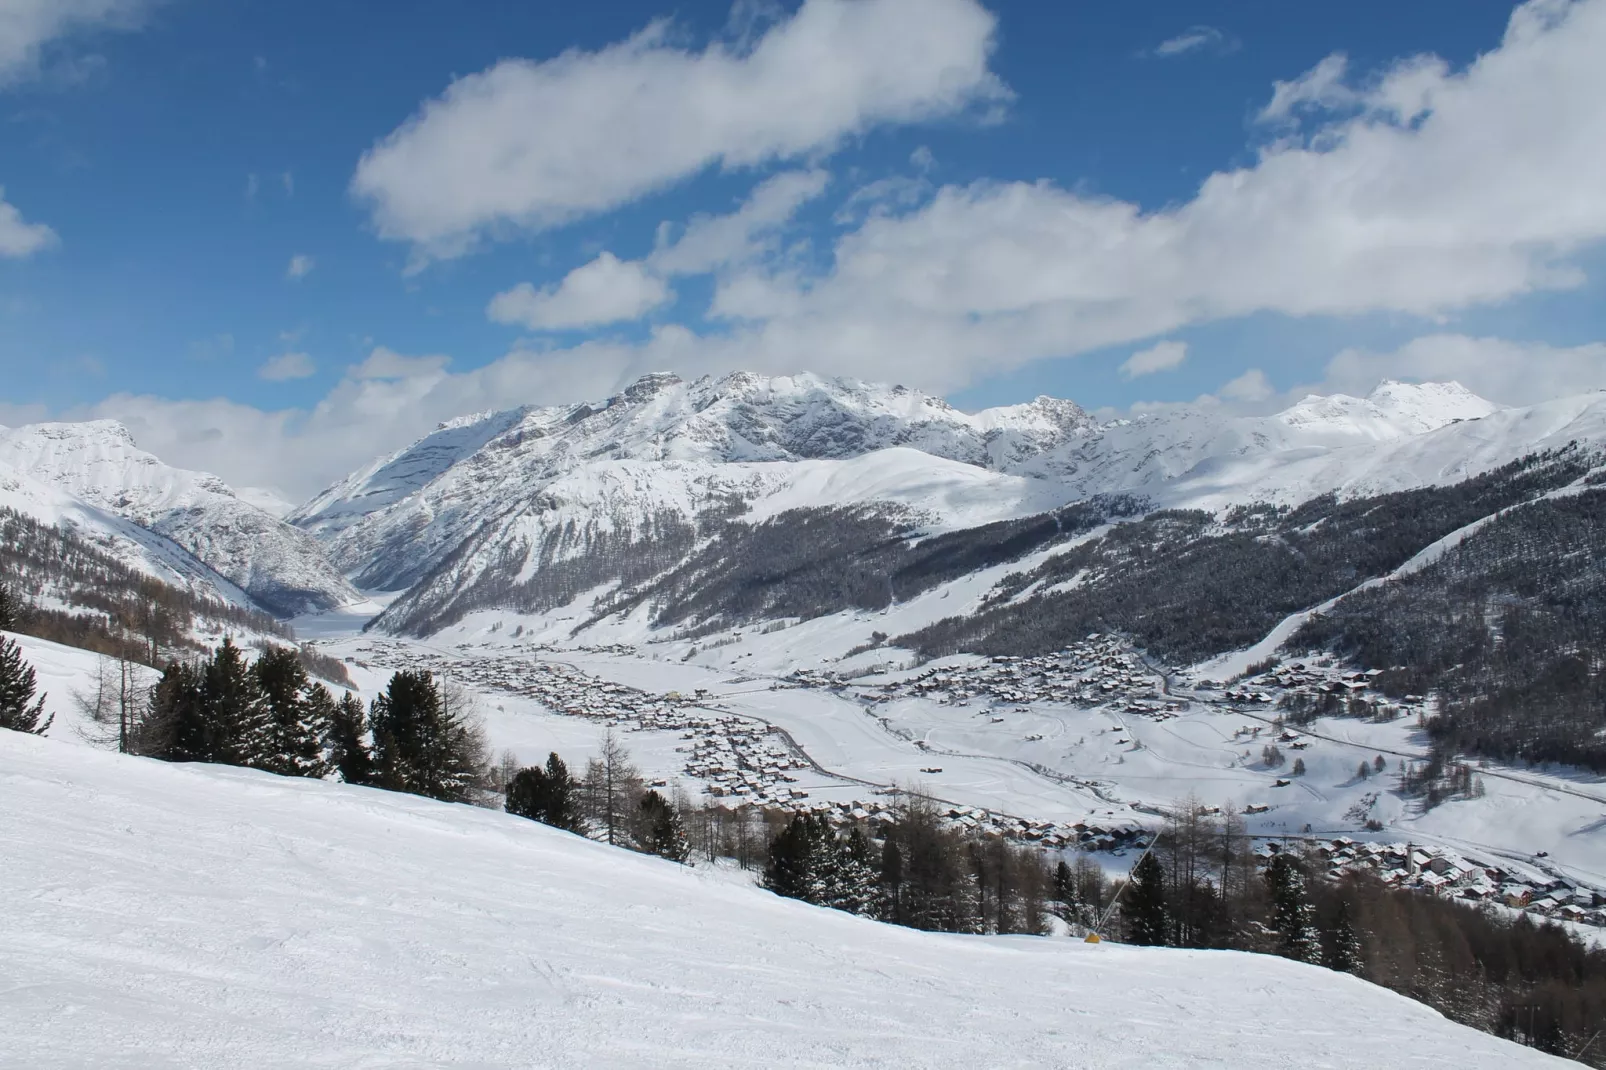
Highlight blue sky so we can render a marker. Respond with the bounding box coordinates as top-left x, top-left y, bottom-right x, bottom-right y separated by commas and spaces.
1, 0, 1604, 497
